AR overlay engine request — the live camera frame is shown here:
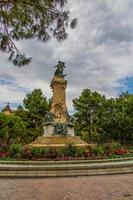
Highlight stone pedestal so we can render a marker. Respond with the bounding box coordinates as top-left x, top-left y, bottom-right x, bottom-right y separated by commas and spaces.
43, 124, 75, 136
67, 126, 75, 136
43, 125, 54, 136
30, 136, 89, 148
